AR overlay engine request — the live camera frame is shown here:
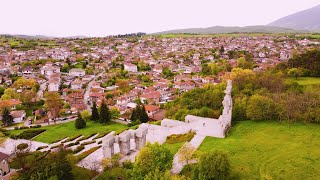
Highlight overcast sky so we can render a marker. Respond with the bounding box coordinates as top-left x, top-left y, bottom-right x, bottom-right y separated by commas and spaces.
0, 0, 319, 37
